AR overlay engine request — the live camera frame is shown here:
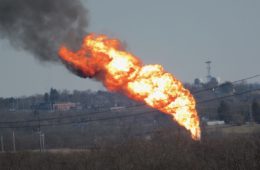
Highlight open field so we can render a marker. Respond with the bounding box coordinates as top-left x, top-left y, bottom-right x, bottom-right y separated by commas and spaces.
206, 123, 260, 134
